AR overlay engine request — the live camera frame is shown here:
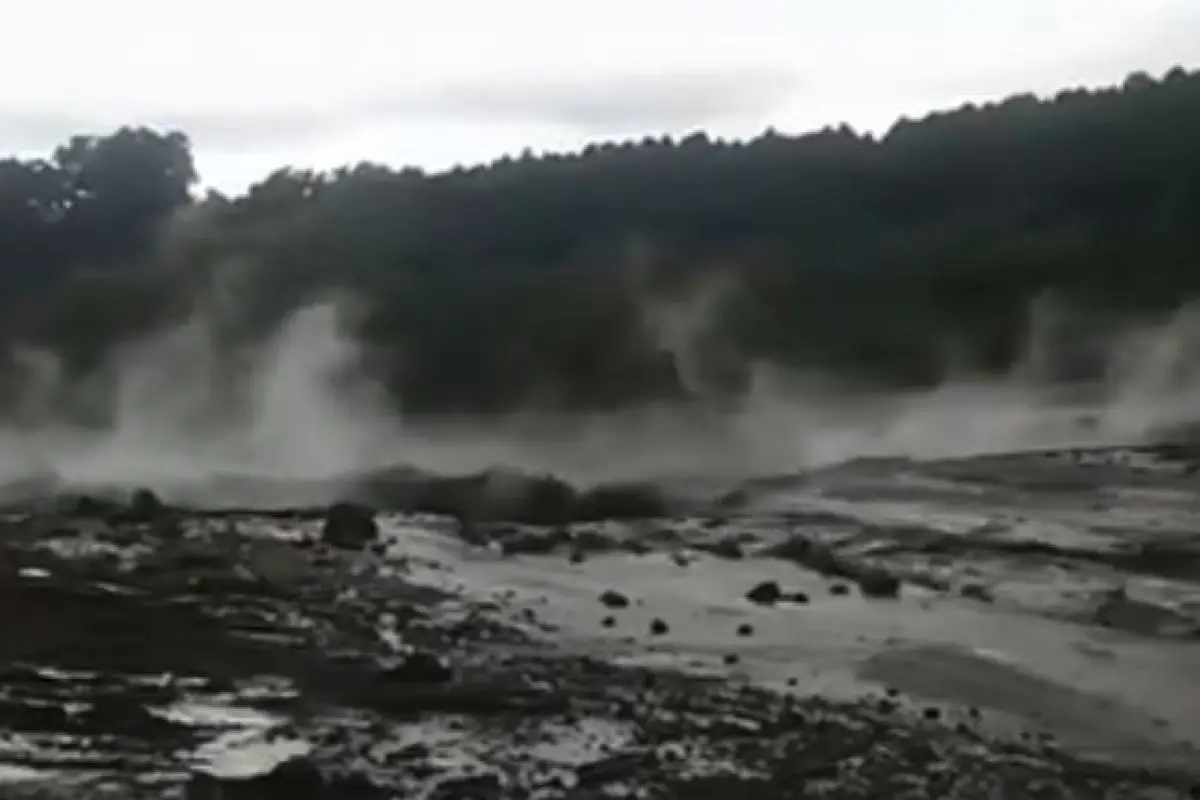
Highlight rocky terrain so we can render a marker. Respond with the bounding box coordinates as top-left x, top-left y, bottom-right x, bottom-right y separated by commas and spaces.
2, 443, 1200, 798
